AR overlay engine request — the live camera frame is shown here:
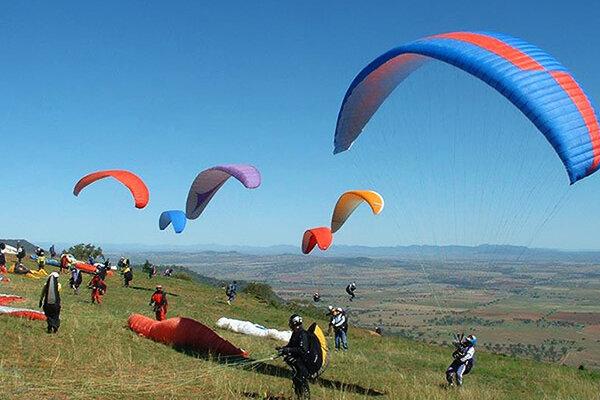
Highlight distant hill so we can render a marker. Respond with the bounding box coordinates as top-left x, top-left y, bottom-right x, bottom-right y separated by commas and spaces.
95, 243, 600, 264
